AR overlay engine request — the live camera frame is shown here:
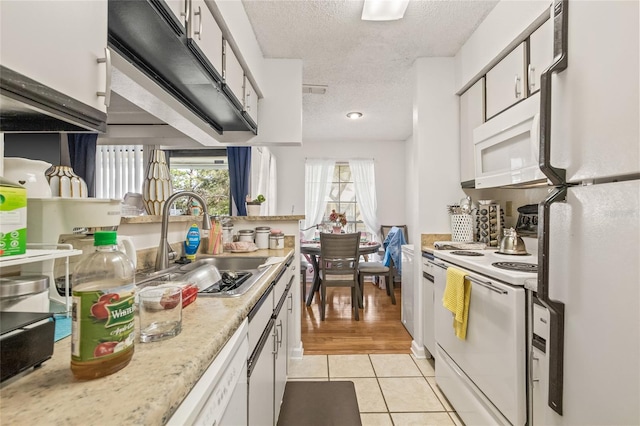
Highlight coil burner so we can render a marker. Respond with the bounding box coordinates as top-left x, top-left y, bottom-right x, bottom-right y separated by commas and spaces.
491, 262, 538, 273
450, 251, 485, 257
